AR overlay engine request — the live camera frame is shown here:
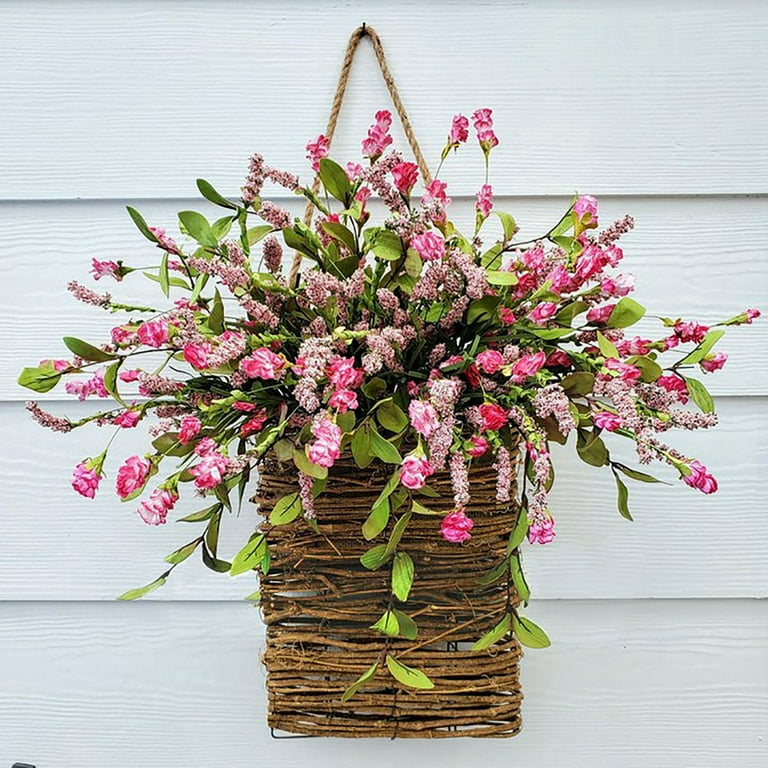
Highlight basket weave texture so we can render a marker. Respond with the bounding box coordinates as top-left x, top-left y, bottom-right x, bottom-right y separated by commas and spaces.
254, 453, 524, 738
